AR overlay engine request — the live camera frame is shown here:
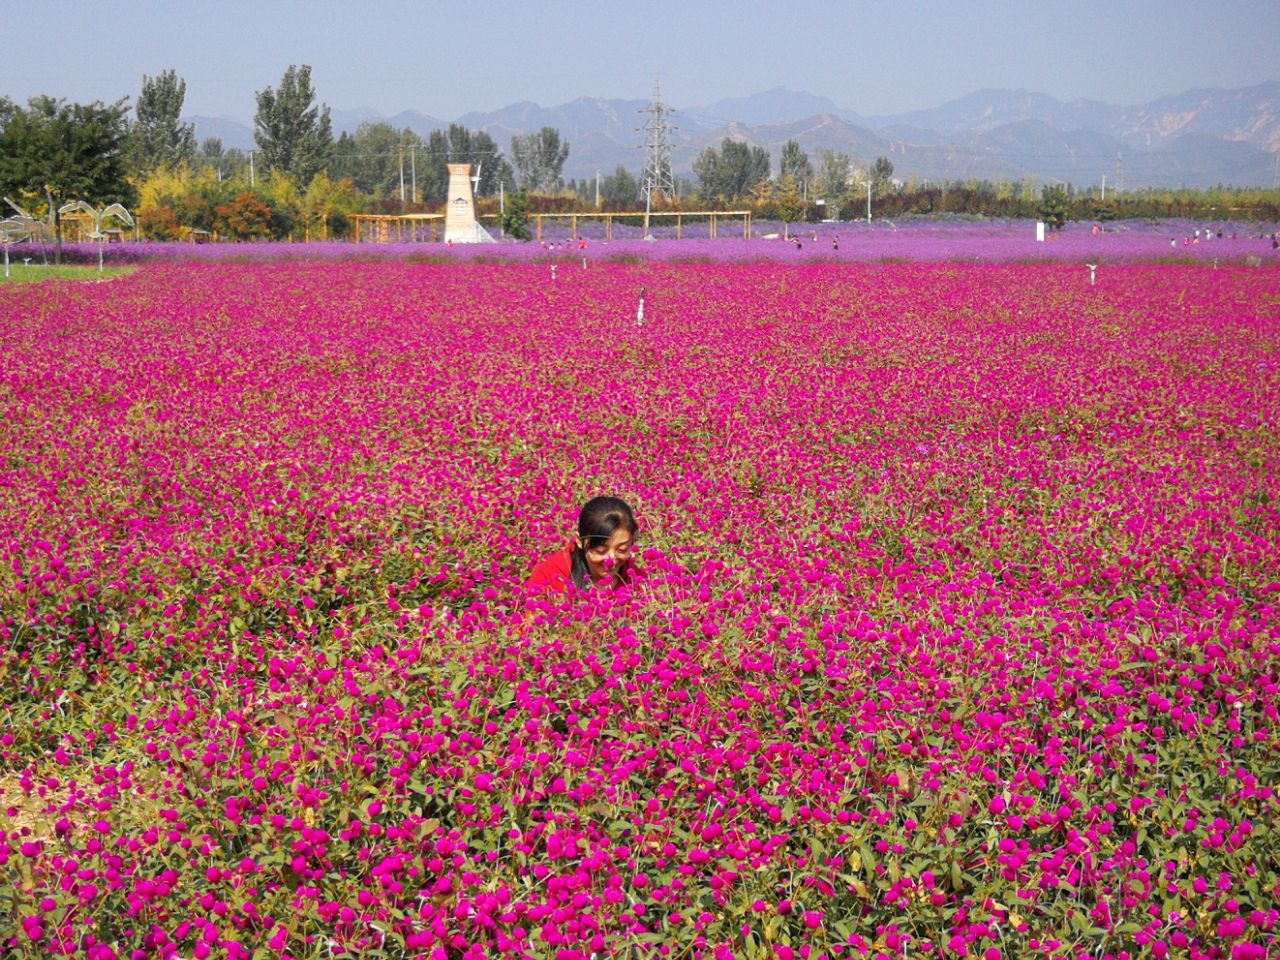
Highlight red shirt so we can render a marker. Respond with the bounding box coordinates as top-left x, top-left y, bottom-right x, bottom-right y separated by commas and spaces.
526, 542, 575, 595
525, 542, 637, 595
